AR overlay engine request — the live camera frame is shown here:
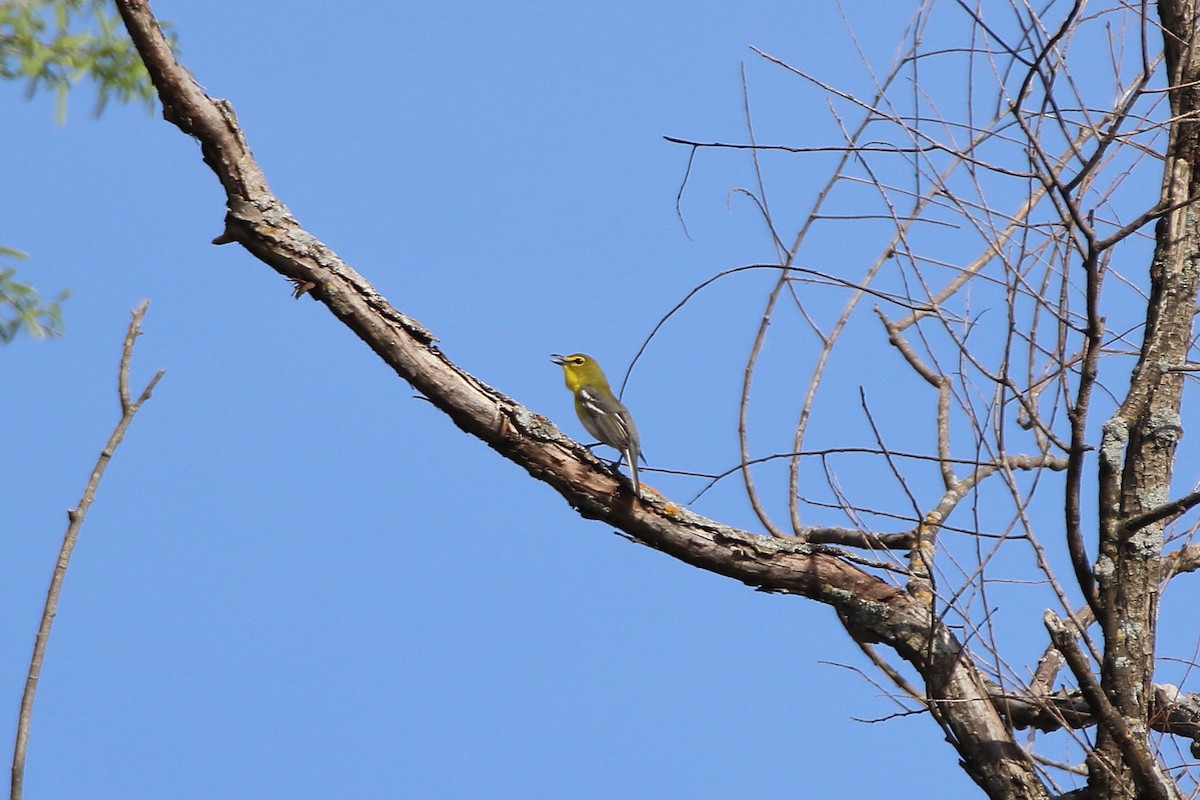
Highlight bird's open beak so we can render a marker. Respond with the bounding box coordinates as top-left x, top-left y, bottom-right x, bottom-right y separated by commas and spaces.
550, 354, 567, 365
